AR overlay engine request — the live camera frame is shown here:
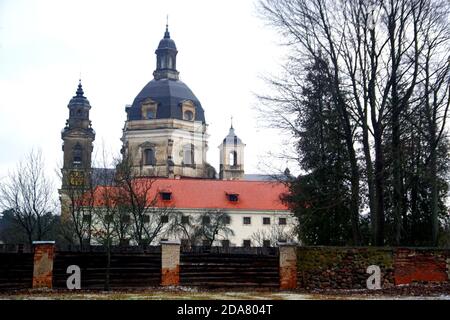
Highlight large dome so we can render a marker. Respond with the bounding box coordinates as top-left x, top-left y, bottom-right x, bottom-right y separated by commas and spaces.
127, 78, 205, 122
